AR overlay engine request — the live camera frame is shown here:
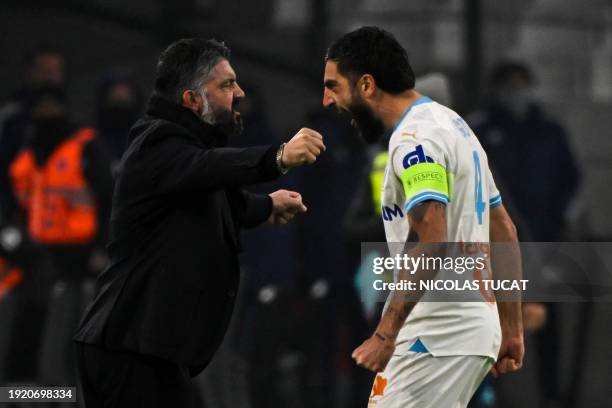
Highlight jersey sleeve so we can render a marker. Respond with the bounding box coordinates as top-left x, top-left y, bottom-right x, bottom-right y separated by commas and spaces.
486, 167, 502, 208
389, 127, 451, 213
